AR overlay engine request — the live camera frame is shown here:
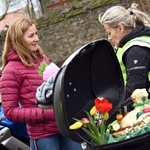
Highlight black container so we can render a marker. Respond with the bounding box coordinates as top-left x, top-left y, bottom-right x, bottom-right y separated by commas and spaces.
53, 39, 150, 150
